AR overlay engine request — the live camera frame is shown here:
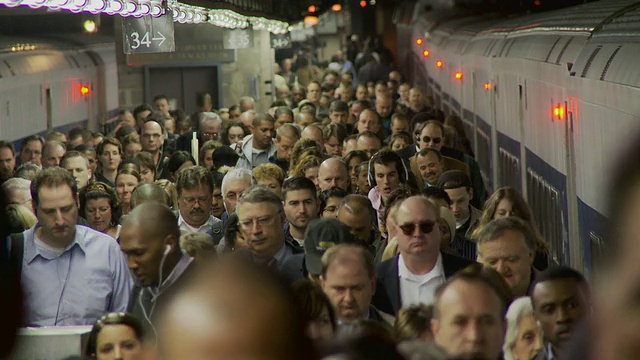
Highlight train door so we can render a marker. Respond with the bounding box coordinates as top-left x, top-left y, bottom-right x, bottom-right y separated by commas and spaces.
564, 98, 582, 270
145, 65, 221, 114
